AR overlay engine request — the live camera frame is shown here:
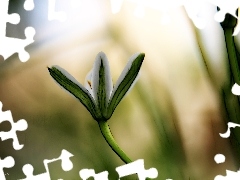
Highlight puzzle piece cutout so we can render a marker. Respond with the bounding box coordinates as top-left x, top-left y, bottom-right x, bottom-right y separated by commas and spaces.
79, 169, 109, 180
116, 159, 158, 180
210, 0, 240, 34
24, 0, 35, 11
209, 0, 239, 22
214, 154, 226, 164
183, 0, 240, 34
0, 0, 36, 62
232, 83, 240, 95
210, 0, 240, 35
0, 156, 15, 180
215, 123, 240, 179
214, 149, 240, 179
214, 169, 240, 180
0, 101, 28, 150
20, 164, 50, 180
79, 159, 158, 180
110, 0, 240, 33
19, 149, 74, 180
219, 122, 240, 138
